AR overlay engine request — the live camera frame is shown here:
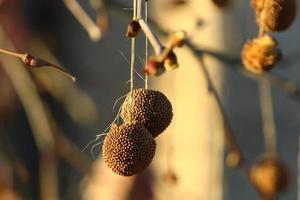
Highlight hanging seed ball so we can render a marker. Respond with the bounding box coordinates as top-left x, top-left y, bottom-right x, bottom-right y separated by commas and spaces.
121, 88, 173, 137
250, 155, 289, 199
241, 35, 281, 74
252, 0, 297, 32
102, 123, 156, 176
